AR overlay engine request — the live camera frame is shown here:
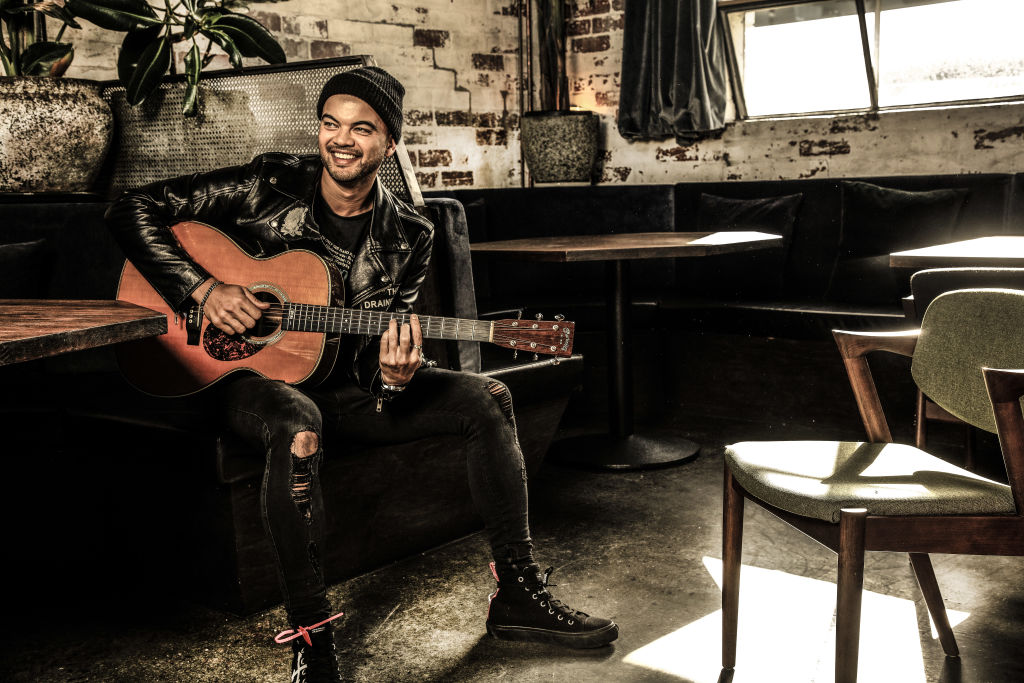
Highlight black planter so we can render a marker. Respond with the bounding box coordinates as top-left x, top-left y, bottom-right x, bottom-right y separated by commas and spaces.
520, 110, 598, 183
